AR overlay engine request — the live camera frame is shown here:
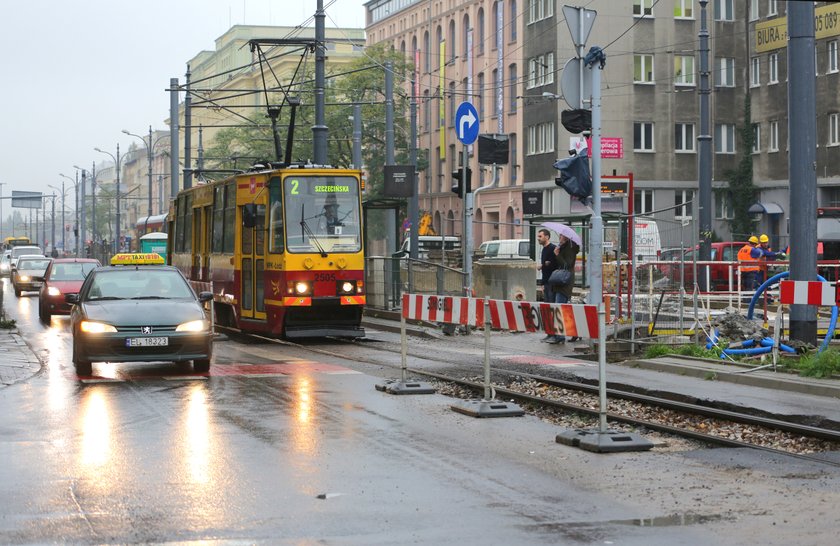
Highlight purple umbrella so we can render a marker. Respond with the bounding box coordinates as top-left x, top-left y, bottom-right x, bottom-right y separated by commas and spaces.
541, 222, 582, 247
